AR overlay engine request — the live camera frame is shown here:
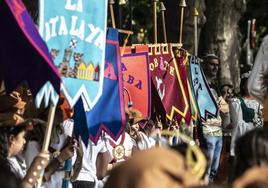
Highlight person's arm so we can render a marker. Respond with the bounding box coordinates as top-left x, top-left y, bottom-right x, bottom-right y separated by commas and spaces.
22, 152, 50, 188
70, 137, 84, 182
44, 139, 75, 181
96, 151, 110, 180
248, 35, 268, 105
